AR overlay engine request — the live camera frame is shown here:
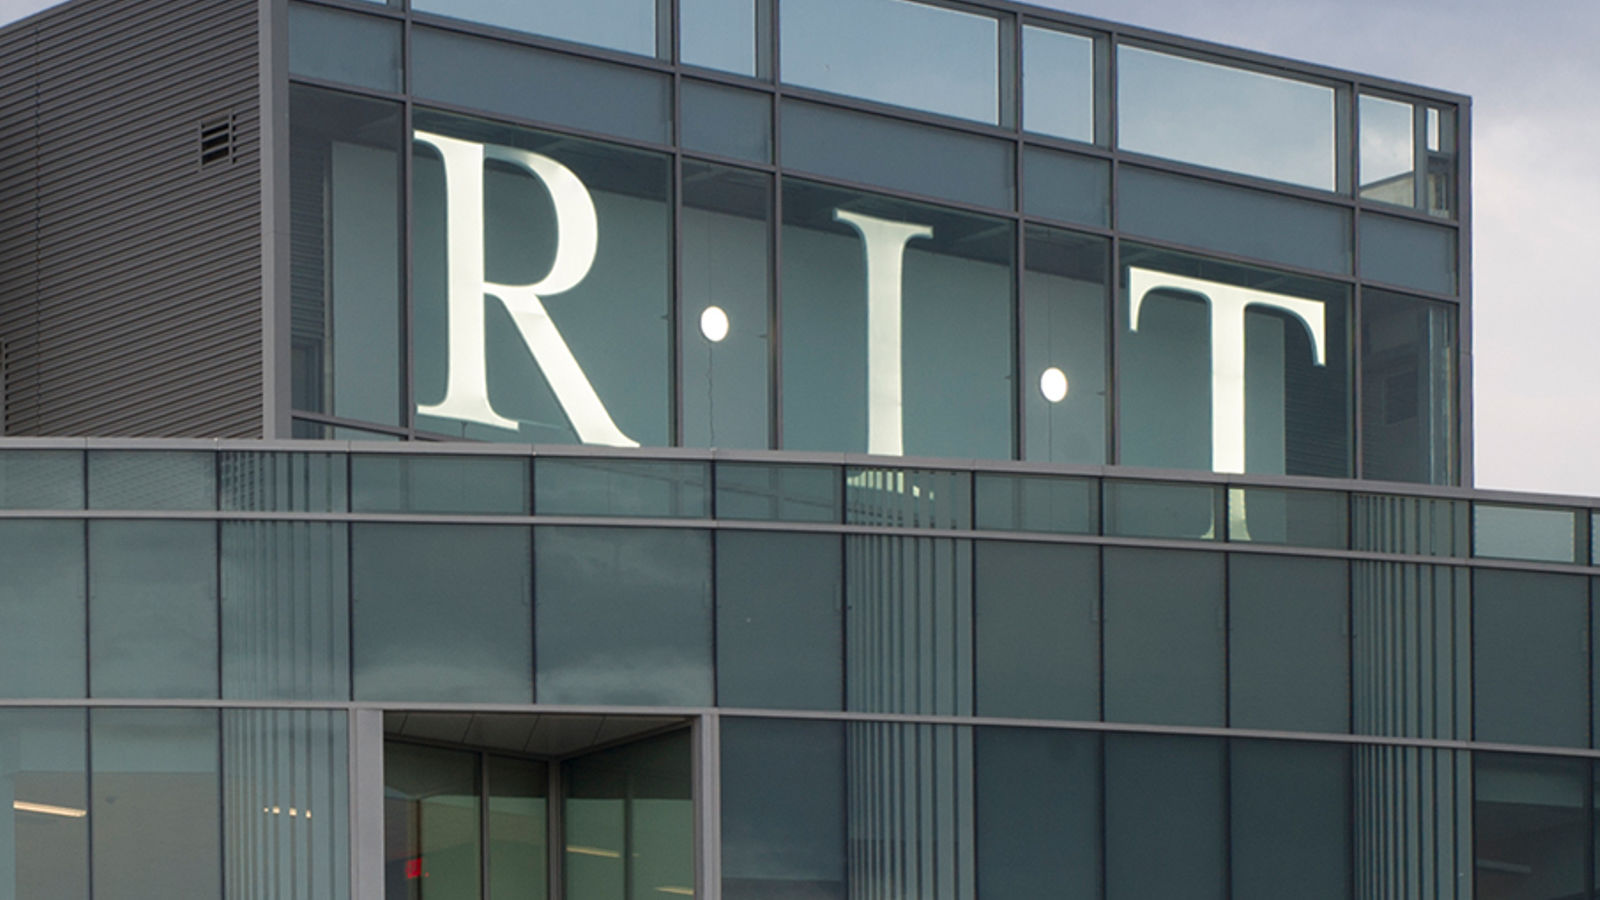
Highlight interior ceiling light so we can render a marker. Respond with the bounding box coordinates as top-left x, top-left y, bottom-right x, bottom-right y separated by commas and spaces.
13, 800, 87, 818
700, 306, 730, 342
